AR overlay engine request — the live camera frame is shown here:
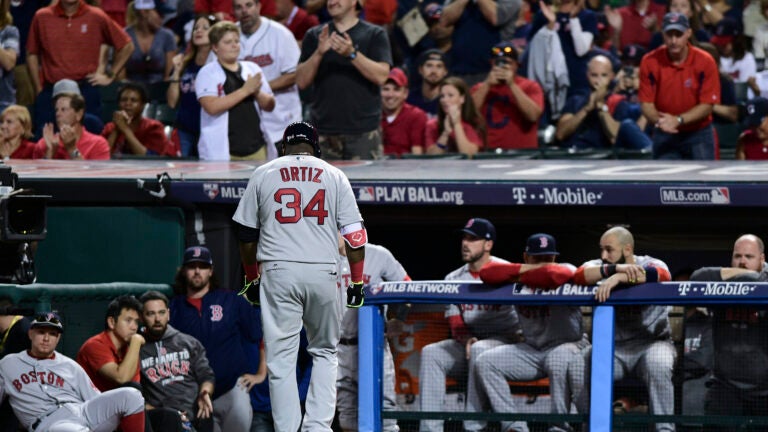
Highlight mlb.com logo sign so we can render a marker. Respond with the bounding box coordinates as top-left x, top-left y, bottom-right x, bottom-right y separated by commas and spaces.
659, 187, 730, 205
